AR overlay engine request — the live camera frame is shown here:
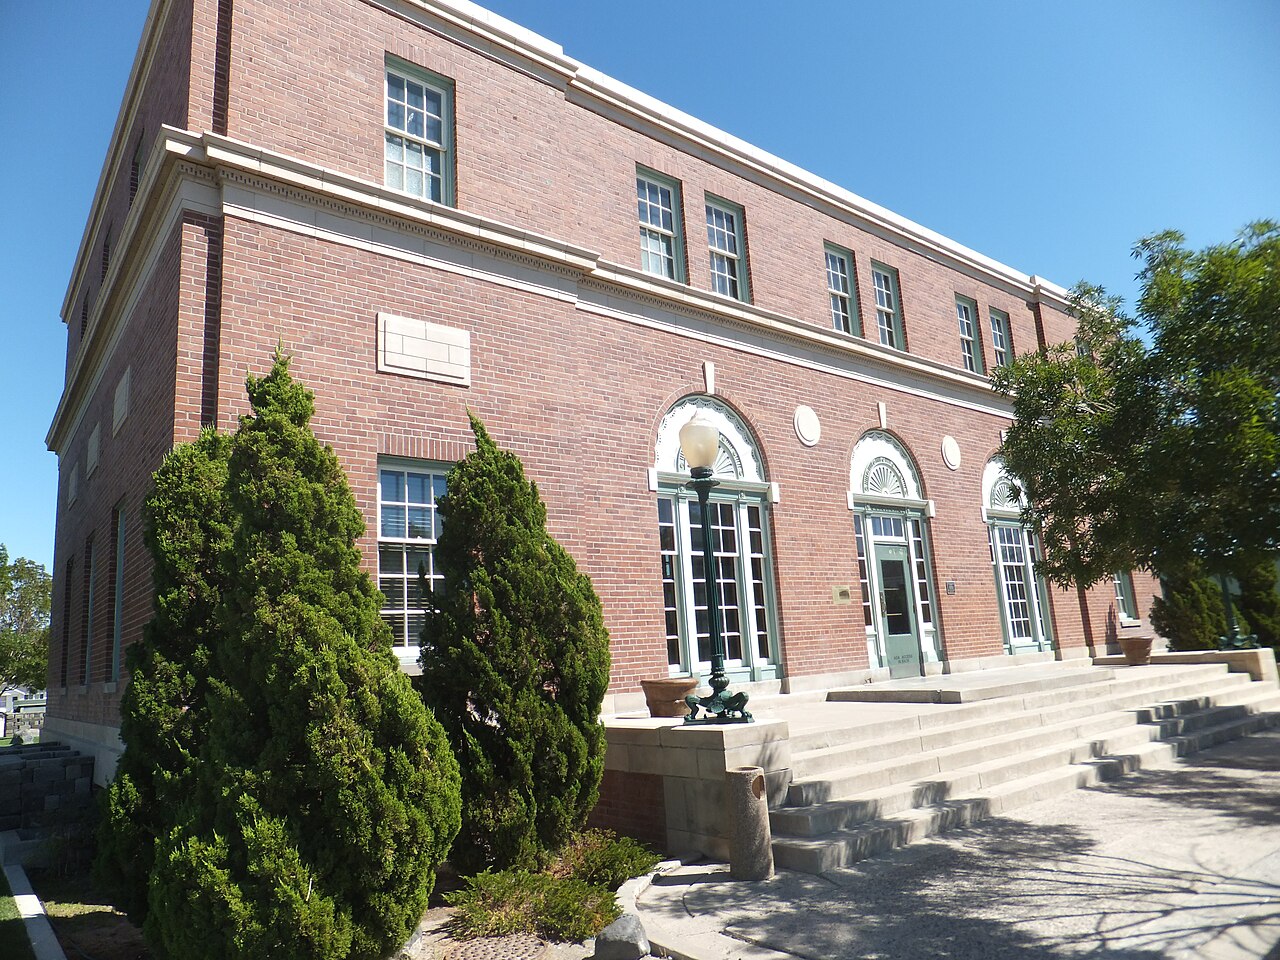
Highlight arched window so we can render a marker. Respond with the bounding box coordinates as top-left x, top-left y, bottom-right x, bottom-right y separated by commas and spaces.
848, 432, 941, 677
982, 459, 1053, 653
653, 397, 779, 681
